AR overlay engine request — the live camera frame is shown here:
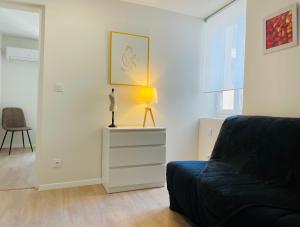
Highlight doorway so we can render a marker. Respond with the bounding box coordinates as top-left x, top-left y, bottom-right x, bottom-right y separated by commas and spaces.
0, 5, 42, 190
